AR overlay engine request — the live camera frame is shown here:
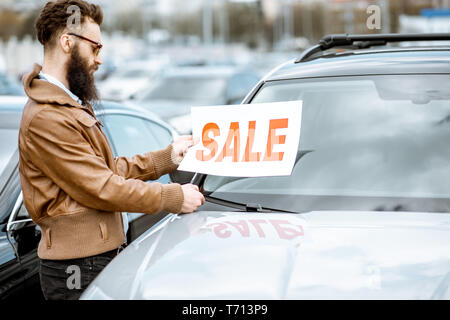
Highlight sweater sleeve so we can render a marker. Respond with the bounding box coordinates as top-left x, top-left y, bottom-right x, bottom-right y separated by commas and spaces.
25, 108, 184, 214
114, 144, 179, 181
